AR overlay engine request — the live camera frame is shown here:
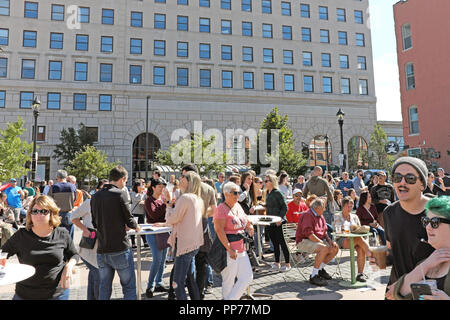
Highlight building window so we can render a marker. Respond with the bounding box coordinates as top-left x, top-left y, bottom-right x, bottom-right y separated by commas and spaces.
24, 1, 38, 18
301, 27, 311, 42
99, 94, 112, 111
243, 72, 254, 89
262, 0, 271, 14
178, 0, 188, 5
73, 93, 87, 110
177, 41, 188, 57
199, 18, 210, 32
21, 59, 35, 79
50, 32, 63, 49
409, 106, 419, 134
20, 91, 34, 108
131, 11, 143, 27
356, 33, 365, 47
101, 36, 113, 53
405, 63, 415, 90
242, 22, 252, 36
76, 35, 89, 51
221, 45, 232, 60
199, 43, 210, 59
300, 3, 310, 18
320, 29, 330, 43
341, 78, 351, 94
357, 56, 367, 70
78, 7, 90, 23
242, 47, 253, 62
338, 31, 348, 45
102, 9, 114, 25
302, 51, 312, 66
177, 15, 189, 31
282, 25, 292, 40
402, 24, 412, 50
48, 61, 62, 80
0, 90, 5, 107
221, 0, 231, 10
359, 79, 368, 95
199, 69, 211, 87
130, 38, 142, 54
304, 75, 313, 92
51, 4, 64, 21
129, 65, 142, 84
337, 8, 346, 22
354, 10, 363, 24
0, 57, 7, 77
200, 0, 210, 8
221, 20, 232, 35
222, 70, 233, 88
99, 63, 112, 82
74, 62, 88, 81
241, 0, 251, 12
177, 68, 189, 86
153, 66, 165, 85
283, 50, 293, 65
154, 13, 166, 29
154, 40, 165, 56
263, 48, 273, 63
0, 28, 8, 45
281, 2, 291, 16
155, 0, 166, 3
340, 55, 349, 69
47, 93, 61, 110
319, 6, 328, 20
0, 0, 10, 16
284, 74, 294, 91
322, 77, 332, 93
23, 30, 37, 48
262, 24, 272, 38
321, 53, 331, 67
264, 73, 274, 90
